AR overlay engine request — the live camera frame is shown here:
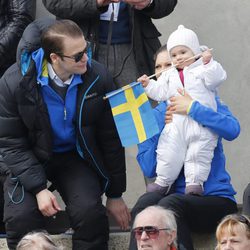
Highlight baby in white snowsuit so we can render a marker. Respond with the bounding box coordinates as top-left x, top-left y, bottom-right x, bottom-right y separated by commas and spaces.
138, 25, 227, 195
